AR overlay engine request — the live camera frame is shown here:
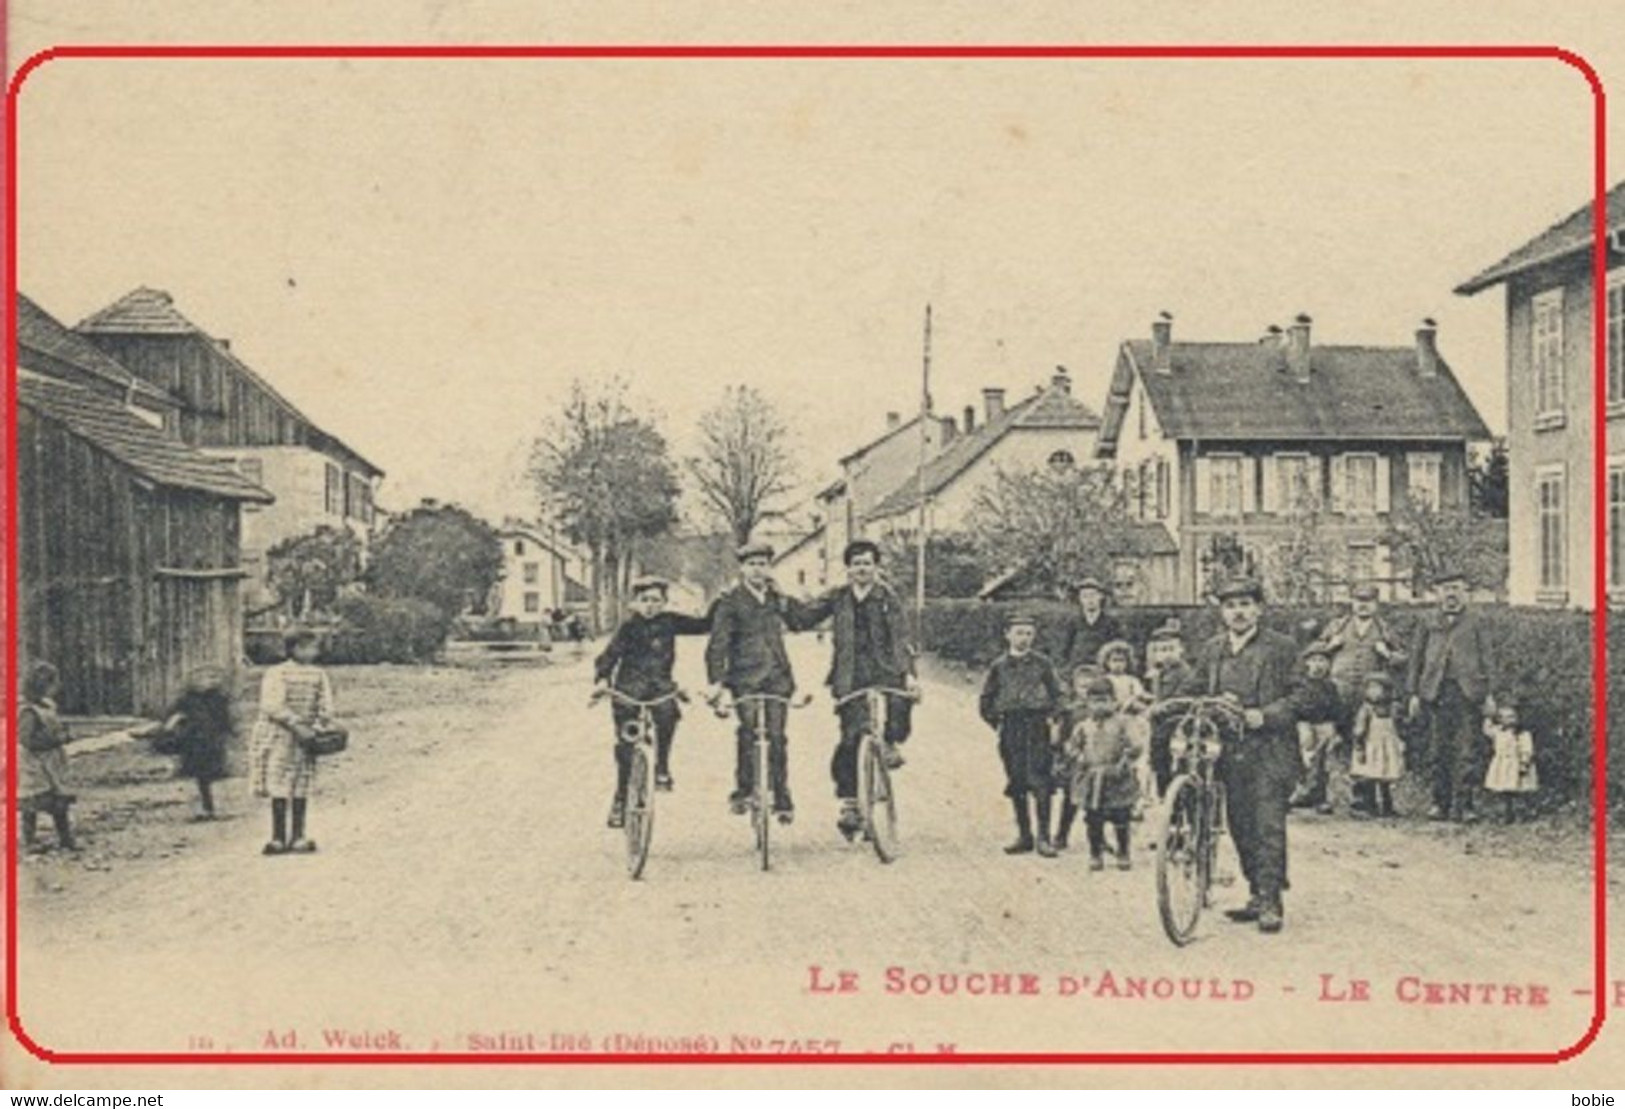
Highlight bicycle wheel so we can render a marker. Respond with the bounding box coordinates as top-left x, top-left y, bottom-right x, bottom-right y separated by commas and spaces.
754, 737, 771, 871
1201, 780, 1225, 907
624, 742, 655, 880
1157, 774, 1206, 946
858, 734, 900, 863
